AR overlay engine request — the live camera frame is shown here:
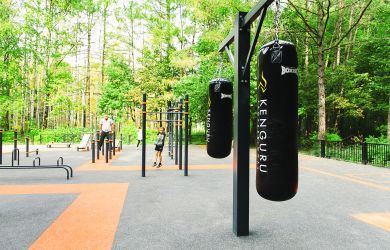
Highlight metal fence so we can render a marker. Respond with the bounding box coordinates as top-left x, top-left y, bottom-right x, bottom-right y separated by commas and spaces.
319, 140, 389, 168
